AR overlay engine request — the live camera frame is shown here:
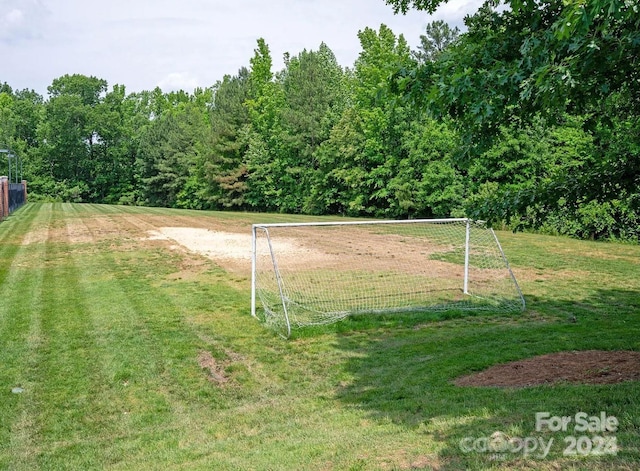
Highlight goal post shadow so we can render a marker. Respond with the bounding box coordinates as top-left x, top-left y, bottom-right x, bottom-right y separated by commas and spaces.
251, 218, 525, 338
